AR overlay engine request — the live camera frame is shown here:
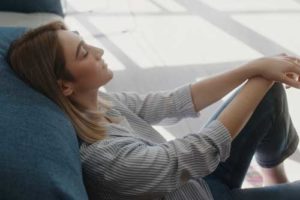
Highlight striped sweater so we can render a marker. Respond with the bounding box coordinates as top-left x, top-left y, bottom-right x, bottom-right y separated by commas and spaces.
80, 84, 232, 200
